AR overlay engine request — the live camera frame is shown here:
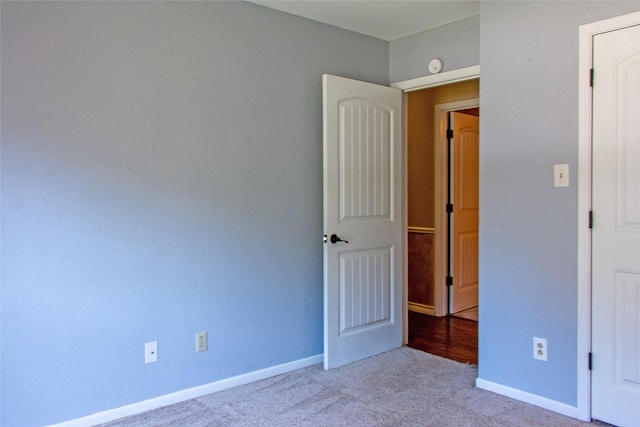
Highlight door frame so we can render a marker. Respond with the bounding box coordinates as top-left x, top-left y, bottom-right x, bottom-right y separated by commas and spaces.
577, 10, 640, 422
392, 65, 480, 342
